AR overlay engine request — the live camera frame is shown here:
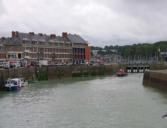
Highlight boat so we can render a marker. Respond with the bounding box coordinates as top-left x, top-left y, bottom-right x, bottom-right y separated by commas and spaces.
117, 69, 127, 77
4, 78, 22, 91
